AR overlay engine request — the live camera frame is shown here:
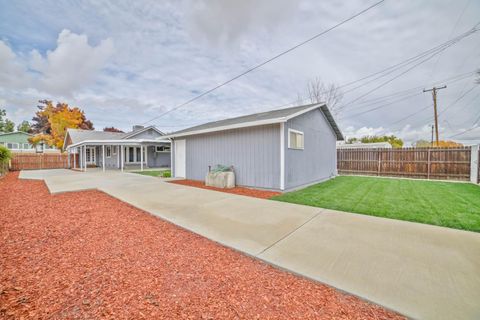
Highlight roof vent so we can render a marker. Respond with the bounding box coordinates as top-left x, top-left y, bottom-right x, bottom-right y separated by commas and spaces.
132, 125, 144, 132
